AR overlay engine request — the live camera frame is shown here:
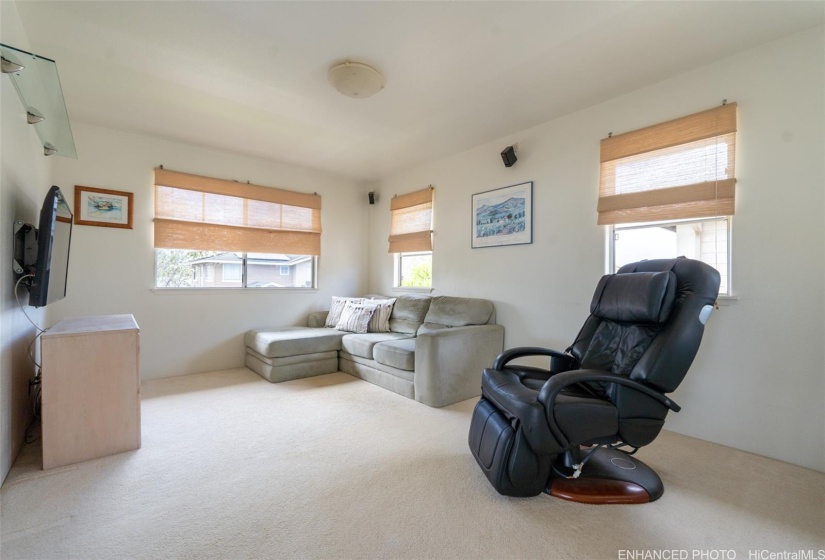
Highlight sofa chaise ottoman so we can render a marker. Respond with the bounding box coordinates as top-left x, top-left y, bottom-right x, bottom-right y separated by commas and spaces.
244, 294, 504, 407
